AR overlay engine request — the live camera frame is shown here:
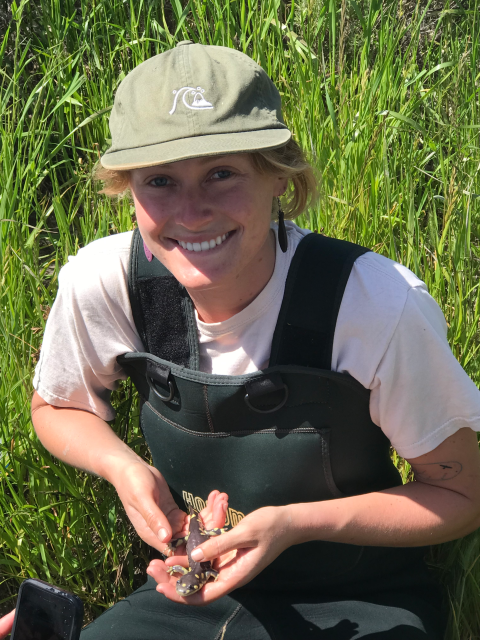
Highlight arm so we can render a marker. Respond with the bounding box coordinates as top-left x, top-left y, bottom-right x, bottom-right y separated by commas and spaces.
31, 391, 186, 549
149, 427, 480, 604
287, 426, 480, 547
